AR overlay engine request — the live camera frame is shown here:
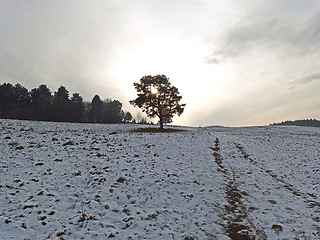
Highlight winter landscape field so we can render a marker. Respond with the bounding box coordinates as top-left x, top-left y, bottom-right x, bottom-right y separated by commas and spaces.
0, 119, 319, 239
